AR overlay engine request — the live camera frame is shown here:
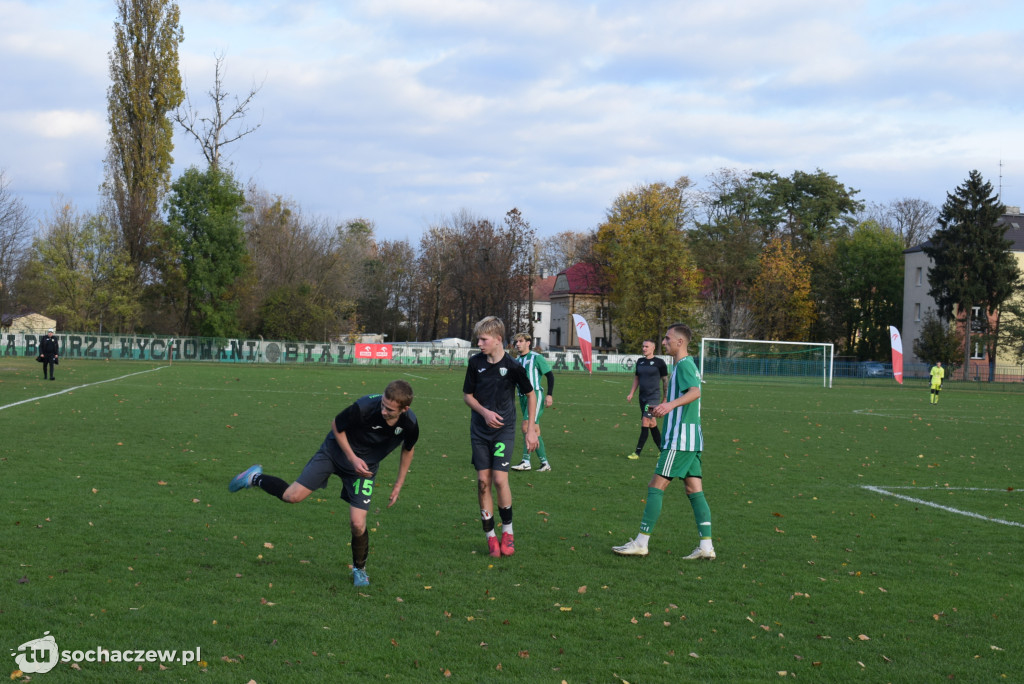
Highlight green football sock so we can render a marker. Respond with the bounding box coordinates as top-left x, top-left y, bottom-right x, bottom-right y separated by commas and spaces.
688, 491, 712, 539
536, 437, 548, 463
639, 487, 664, 535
